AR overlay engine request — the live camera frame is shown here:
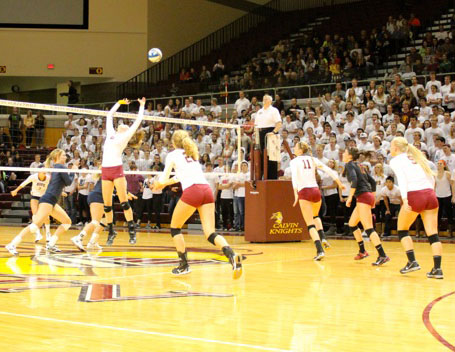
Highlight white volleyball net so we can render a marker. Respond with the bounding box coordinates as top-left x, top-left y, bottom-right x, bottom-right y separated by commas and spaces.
0, 99, 243, 177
